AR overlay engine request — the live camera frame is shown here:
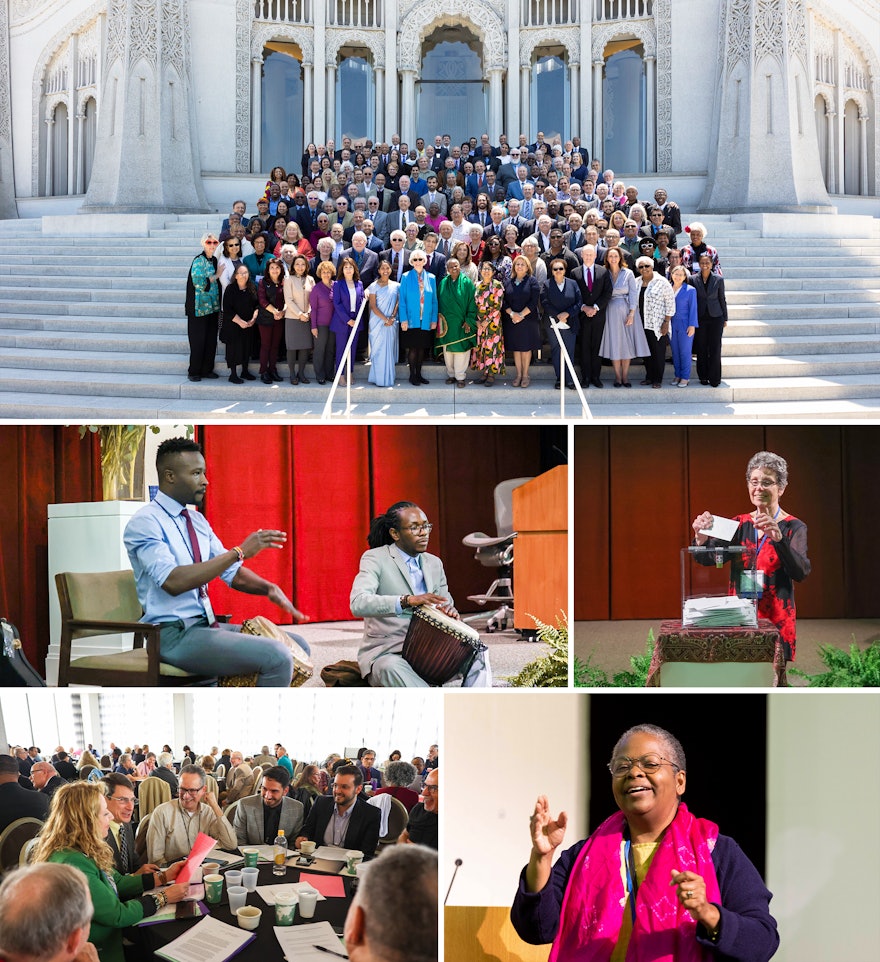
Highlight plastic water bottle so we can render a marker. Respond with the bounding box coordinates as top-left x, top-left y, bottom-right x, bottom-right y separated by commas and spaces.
273, 828, 288, 876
